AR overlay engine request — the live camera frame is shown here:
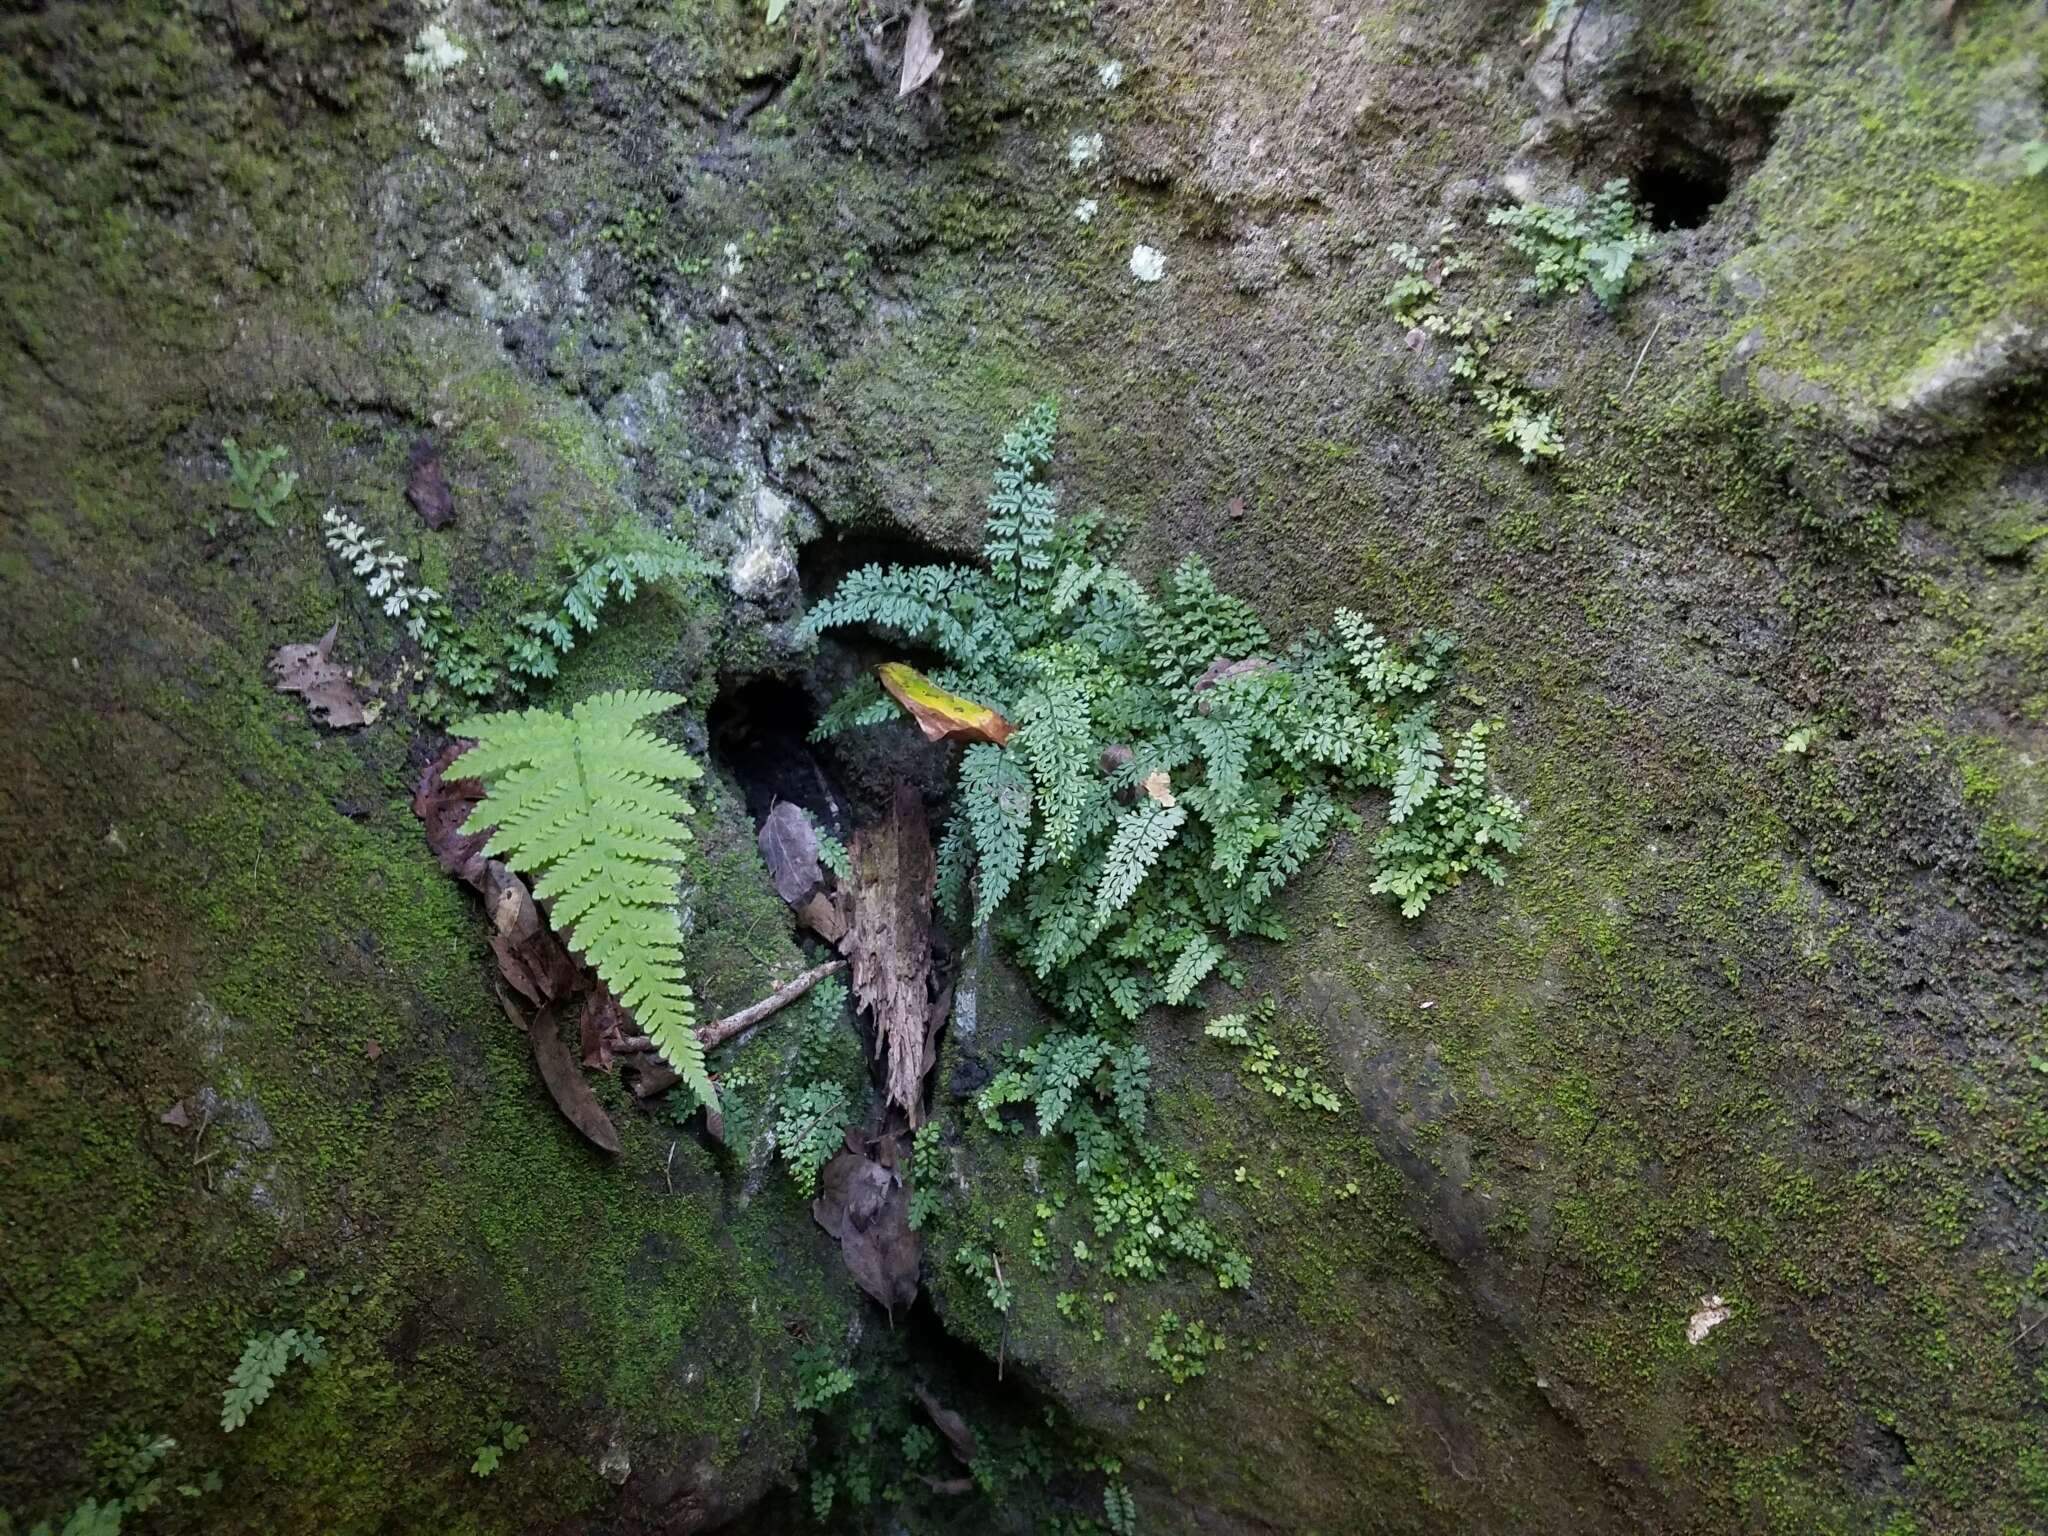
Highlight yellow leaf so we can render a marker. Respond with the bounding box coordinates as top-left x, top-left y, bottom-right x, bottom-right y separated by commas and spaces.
877, 663, 1016, 747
